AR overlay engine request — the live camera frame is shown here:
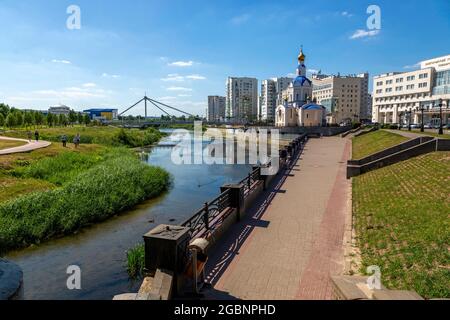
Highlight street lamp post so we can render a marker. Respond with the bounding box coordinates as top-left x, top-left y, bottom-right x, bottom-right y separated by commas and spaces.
408, 108, 412, 131
438, 98, 443, 135
419, 105, 426, 132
